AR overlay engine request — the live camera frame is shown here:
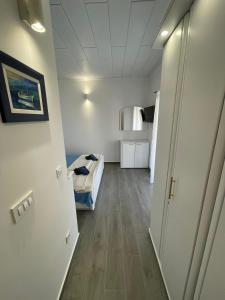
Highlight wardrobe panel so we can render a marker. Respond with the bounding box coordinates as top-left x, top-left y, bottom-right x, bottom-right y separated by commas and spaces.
150, 21, 184, 254
161, 0, 225, 299
198, 163, 225, 300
